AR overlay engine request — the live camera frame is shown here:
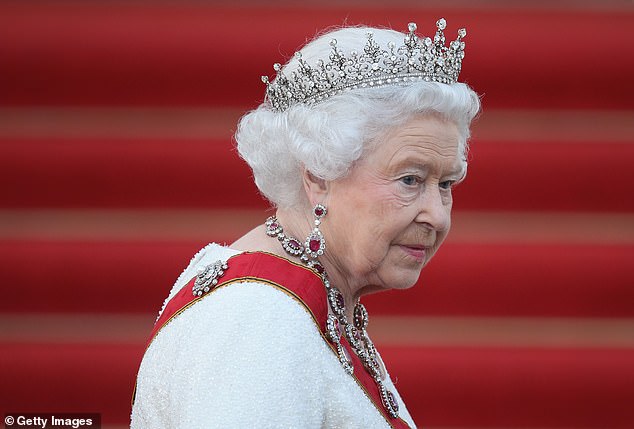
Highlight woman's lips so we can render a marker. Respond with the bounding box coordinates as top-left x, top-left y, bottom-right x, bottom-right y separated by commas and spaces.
400, 245, 427, 262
